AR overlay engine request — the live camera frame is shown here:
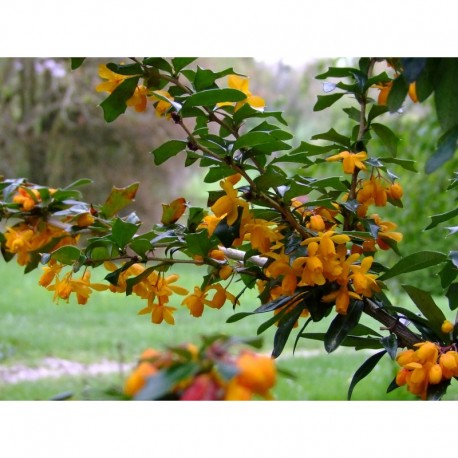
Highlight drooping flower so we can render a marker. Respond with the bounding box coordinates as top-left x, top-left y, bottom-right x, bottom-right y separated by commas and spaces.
210, 174, 249, 226
326, 150, 368, 174
218, 75, 265, 112
149, 90, 174, 117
